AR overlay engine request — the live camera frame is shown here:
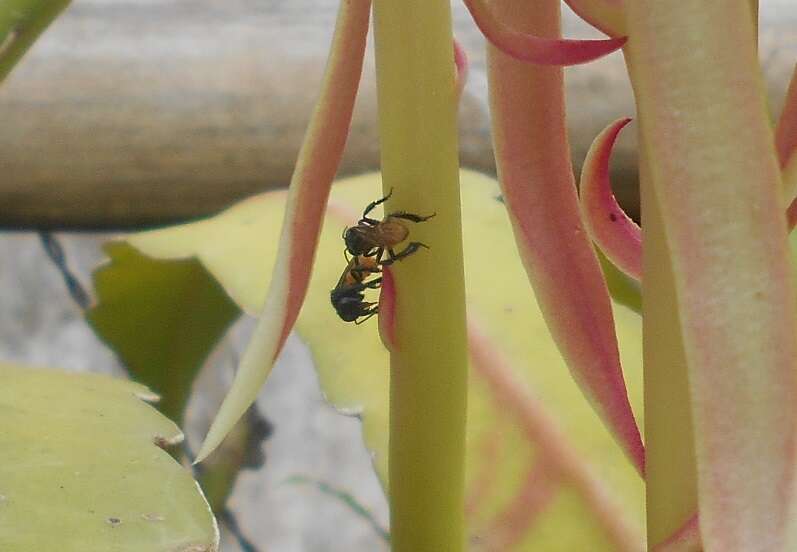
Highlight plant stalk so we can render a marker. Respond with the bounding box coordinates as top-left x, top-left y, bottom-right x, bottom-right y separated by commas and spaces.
636, 0, 757, 541
623, 33, 699, 550
627, 2, 795, 547
638, 136, 698, 546
372, 1, 468, 550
